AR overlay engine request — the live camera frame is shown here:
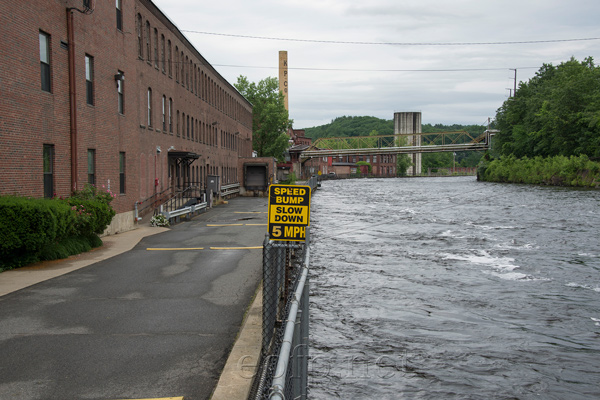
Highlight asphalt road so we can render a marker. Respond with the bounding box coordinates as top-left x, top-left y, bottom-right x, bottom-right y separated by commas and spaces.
0, 196, 268, 400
